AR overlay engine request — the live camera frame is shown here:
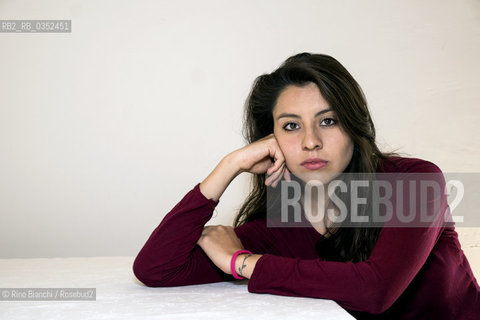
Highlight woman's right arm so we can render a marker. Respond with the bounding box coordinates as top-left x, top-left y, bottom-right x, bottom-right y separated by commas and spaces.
198, 152, 243, 202
132, 153, 241, 287
133, 134, 290, 287
199, 133, 290, 201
